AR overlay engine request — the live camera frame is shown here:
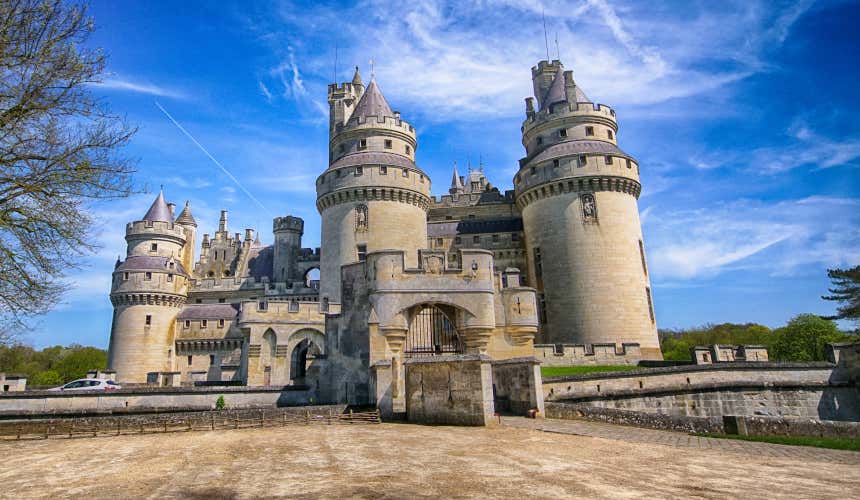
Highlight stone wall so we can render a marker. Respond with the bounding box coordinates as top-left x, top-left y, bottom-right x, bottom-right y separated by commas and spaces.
534, 343, 641, 366
491, 358, 544, 415
0, 385, 313, 417
404, 355, 495, 426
